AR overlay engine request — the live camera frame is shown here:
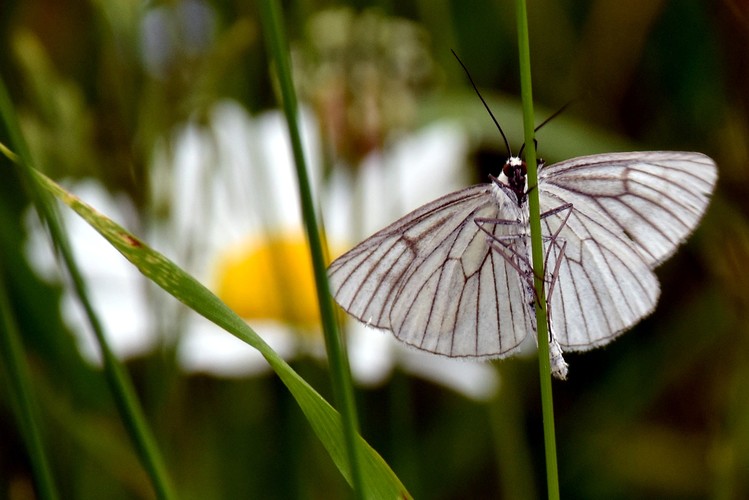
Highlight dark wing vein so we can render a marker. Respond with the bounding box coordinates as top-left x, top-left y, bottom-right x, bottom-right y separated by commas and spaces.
540, 151, 717, 266
328, 183, 533, 359
538, 151, 717, 350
